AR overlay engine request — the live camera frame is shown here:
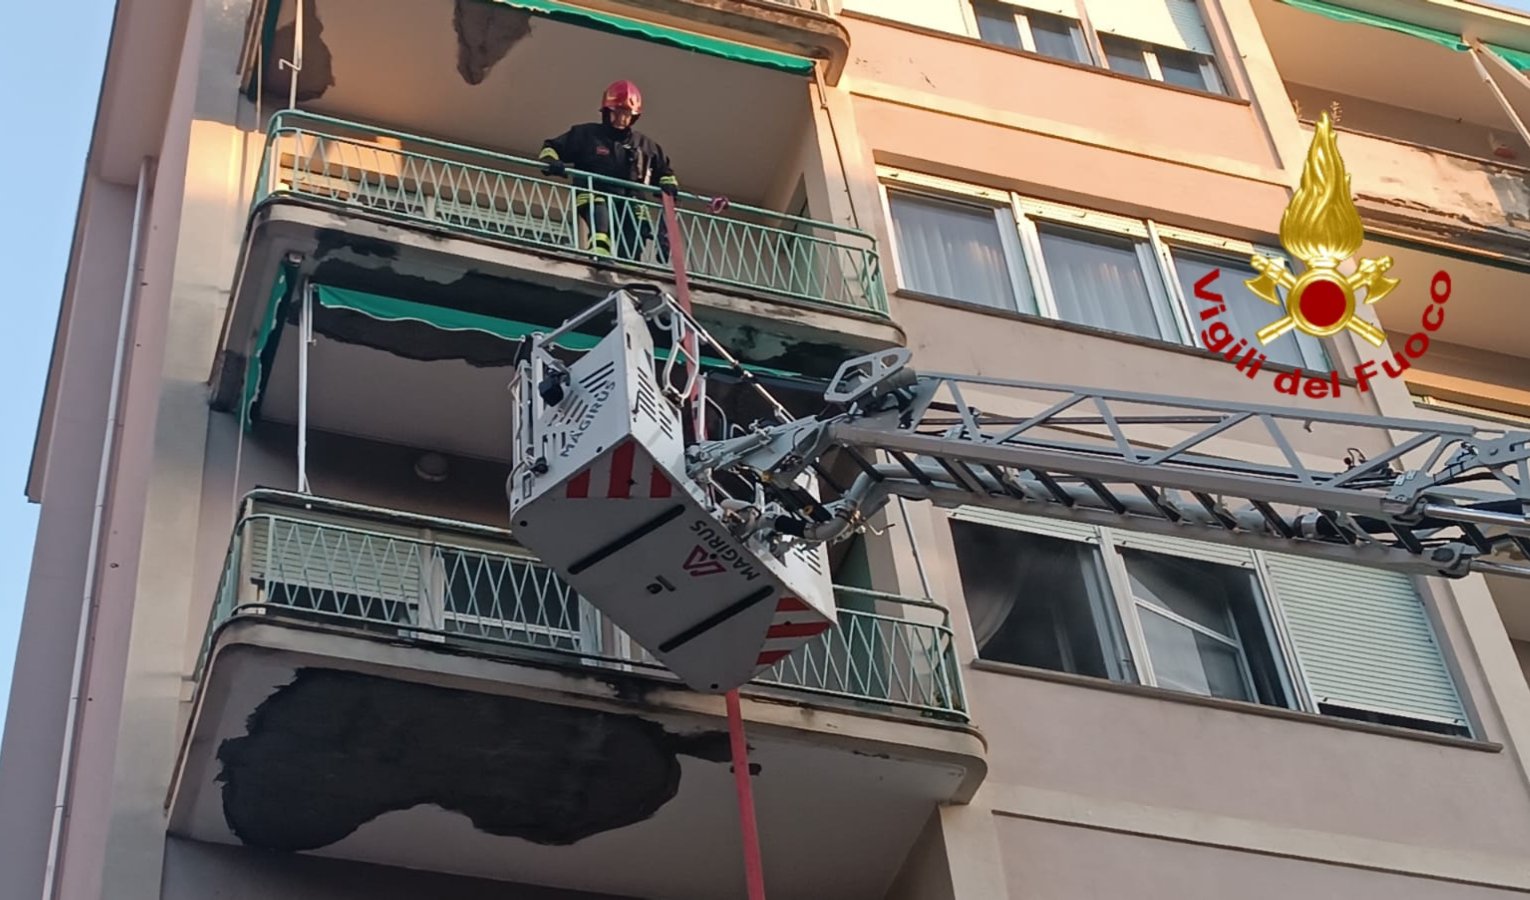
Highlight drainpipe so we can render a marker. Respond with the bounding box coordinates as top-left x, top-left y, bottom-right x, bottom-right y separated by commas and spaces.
297, 280, 311, 493
40, 155, 151, 900
281, 0, 303, 109
812, 65, 859, 228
